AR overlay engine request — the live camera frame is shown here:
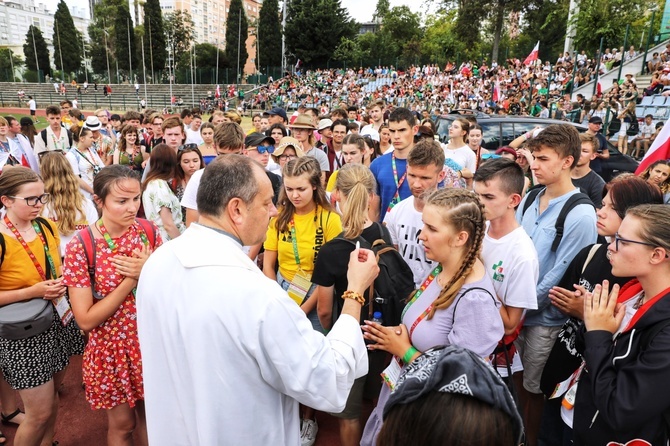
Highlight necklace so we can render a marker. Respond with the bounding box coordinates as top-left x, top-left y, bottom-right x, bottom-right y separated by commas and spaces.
1, 220, 32, 233
633, 292, 646, 310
